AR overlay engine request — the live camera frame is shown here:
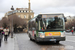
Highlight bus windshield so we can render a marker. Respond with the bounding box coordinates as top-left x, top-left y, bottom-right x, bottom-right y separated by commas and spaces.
39, 17, 65, 31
